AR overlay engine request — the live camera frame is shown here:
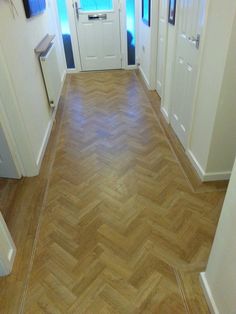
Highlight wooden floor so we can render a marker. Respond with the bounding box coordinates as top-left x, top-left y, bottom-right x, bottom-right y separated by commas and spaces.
0, 71, 227, 313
